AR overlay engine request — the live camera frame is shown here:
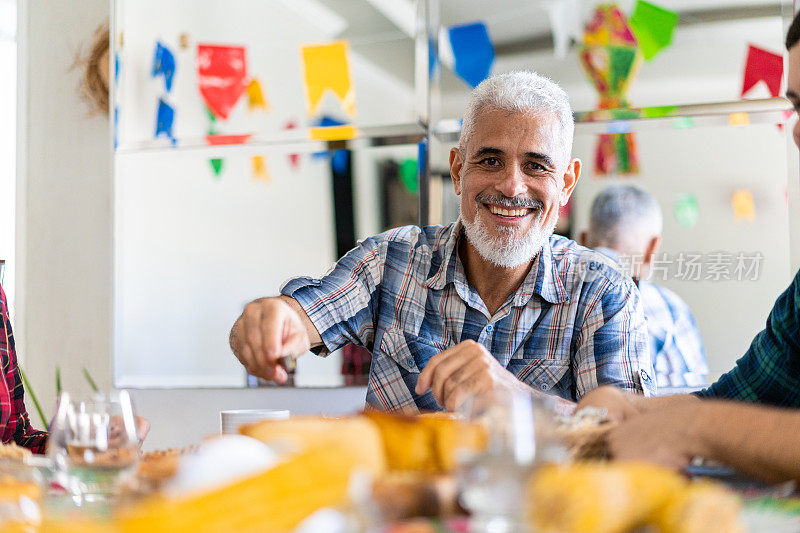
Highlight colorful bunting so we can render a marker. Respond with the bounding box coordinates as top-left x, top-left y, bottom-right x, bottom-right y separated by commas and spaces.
673, 116, 694, 129
197, 44, 249, 120
543, 0, 583, 60
252, 155, 269, 182
331, 150, 350, 175
674, 194, 699, 228
246, 78, 269, 111
579, 4, 643, 176
629, 0, 678, 61
209, 158, 224, 177
205, 134, 252, 146
448, 22, 494, 88
728, 112, 750, 126
309, 115, 357, 142
155, 99, 176, 145
741, 44, 783, 98
732, 189, 755, 222
152, 42, 176, 92
300, 41, 356, 117
399, 159, 418, 194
